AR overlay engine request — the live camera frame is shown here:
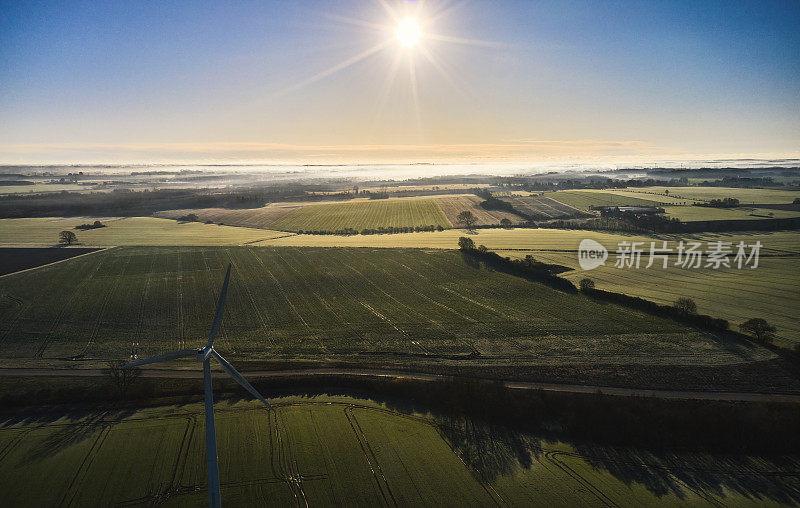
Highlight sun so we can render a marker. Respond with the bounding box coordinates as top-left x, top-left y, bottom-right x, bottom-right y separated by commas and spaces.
275, 4, 500, 112
396, 17, 421, 47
